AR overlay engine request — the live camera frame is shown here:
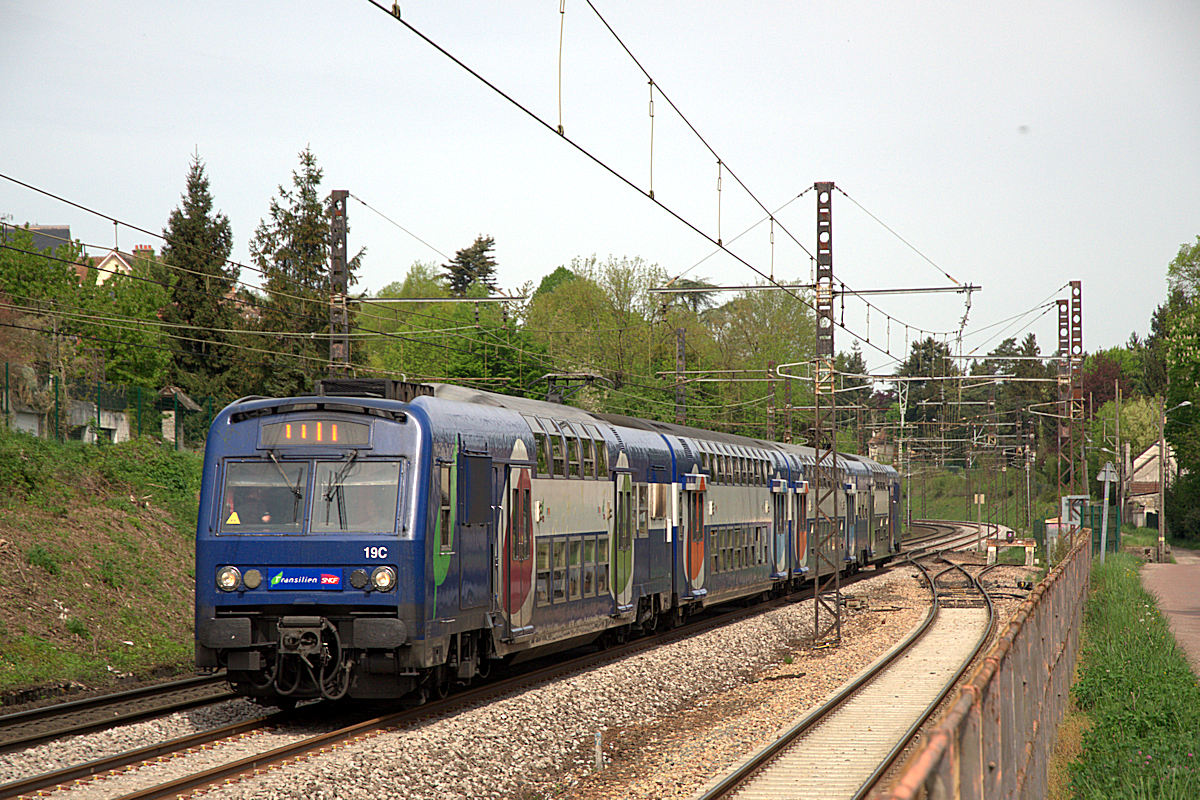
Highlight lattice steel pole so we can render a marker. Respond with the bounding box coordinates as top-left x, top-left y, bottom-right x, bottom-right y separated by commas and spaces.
811, 181, 841, 646
1057, 299, 1071, 499
768, 360, 777, 441
1069, 281, 1084, 496
328, 189, 351, 377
